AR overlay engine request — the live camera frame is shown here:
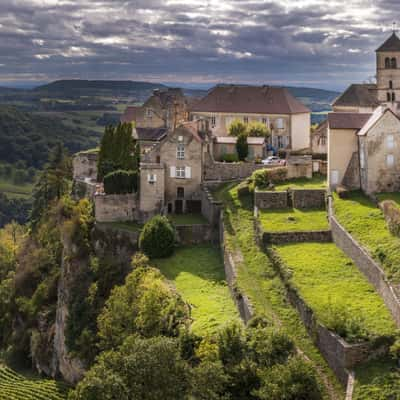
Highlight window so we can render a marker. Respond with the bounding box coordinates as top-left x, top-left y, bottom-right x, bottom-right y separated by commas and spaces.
243, 116, 249, 124
387, 135, 394, 149
392, 58, 397, 69
393, 92, 396, 102
211, 115, 216, 127
261, 117, 268, 126
177, 143, 185, 159
320, 136, 326, 146
156, 155, 161, 163
176, 166, 185, 178
146, 108, 153, 118
385, 57, 391, 69
331, 170, 339, 185
275, 118, 284, 129
390, 80, 393, 89
177, 187, 184, 198
387, 154, 394, 167
387, 92, 391, 102
147, 173, 156, 184
277, 136, 284, 148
